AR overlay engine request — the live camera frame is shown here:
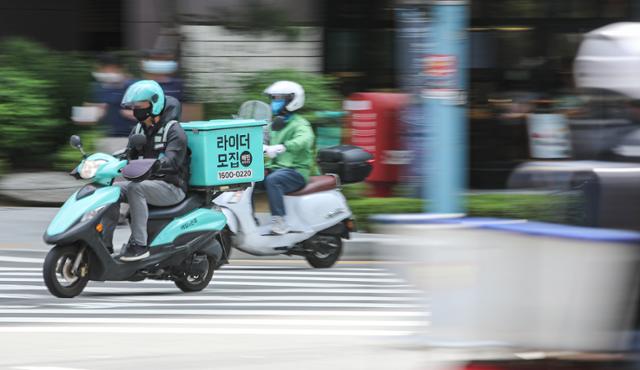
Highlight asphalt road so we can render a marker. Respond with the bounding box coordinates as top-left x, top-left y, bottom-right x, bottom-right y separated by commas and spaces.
0, 207, 430, 370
